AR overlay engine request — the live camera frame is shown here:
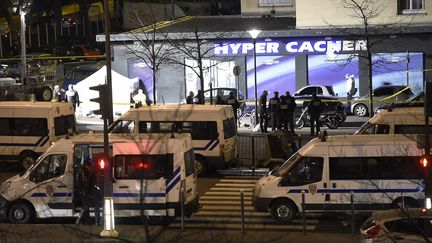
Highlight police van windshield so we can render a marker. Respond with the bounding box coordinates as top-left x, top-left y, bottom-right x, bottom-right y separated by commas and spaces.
109, 119, 135, 134
273, 152, 302, 176
354, 122, 390, 135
